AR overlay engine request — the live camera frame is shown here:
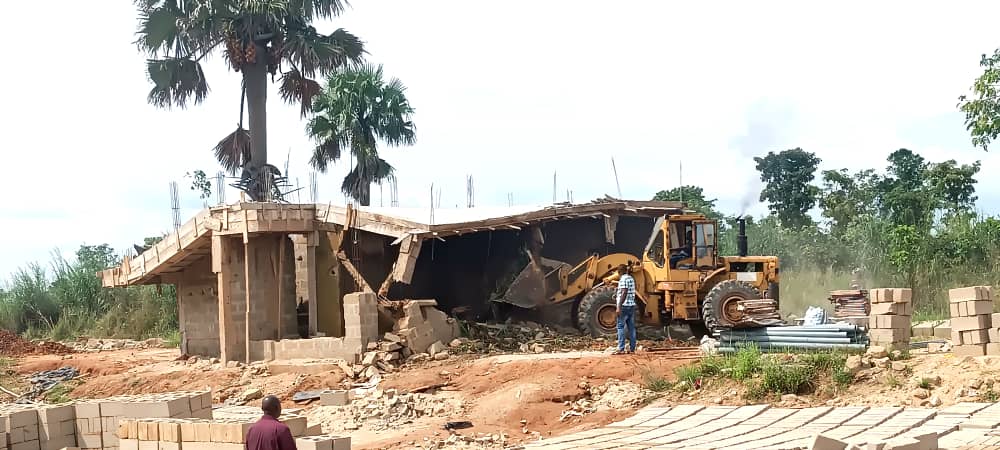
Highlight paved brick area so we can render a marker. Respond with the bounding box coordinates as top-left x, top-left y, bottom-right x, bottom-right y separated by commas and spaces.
525, 402, 1000, 449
